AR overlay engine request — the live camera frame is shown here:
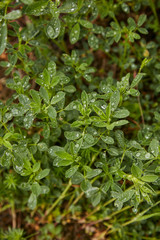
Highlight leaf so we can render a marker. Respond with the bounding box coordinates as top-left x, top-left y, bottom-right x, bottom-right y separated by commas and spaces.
137, 14, 147, 27
83, 133, 95, 146
130, 73, 145, 88
35, 169, 50, 180
28, 193, 37, 210
149, 139, 159, 157
51, 91, 65, 104
115, 130, 125, 148
65, 165, 79, 178
127, 17, 136, 29
91, 192, 101, 206
131, 164, 142, 178
108, 120, 128, 130
64, 85, 76, 93
25, 1, 48, 16
110, 90, 120, 111
32, 162, 40, 172
101, 136, 114, 144
79, 19, 93, 28
64, 131, 81, 140
43, 69, 50, 86
138, 28, 148, 34
71, 171, 84, 184
46, 18, 61, 39
88, 34, 99, 49
47, 61, 56, 78
81, 90, 88, 107
113, 109, 130, 118
30, 90, 42, 105
80, 179, 92, 192
139, 58, 152, 72
118, 189, 135, 202
4, 10, 22, 20
59, 0, 78, 13
23, 111, 34, 129
55, 151, 73, 161
141, 175, 158, 183
69, 23, 80, 44
85, 187, 99, 198
31, 182, 41, 196
39, 87, 50, 104
92, 105, 106, 119
19, 94, 31, 106
48, 106, 57, 119
85, 168, 102, 179
37, 142, 48, 152
0, 20, 7, 55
